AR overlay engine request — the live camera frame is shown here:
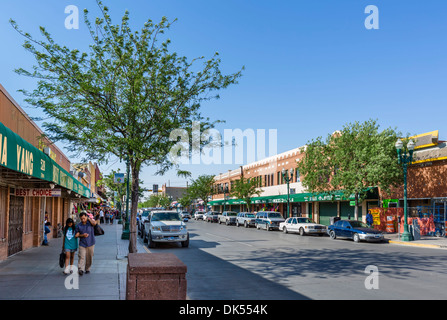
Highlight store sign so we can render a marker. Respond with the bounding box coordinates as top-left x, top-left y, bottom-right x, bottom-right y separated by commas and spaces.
114, 173, 125, 184
0, 121, 90, 198
15, 188, 62, 197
